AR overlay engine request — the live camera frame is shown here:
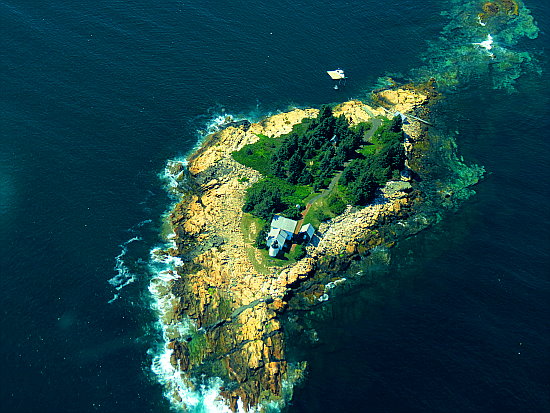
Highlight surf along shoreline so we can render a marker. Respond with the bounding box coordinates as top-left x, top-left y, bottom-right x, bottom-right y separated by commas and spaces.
148, 81, 484, 412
